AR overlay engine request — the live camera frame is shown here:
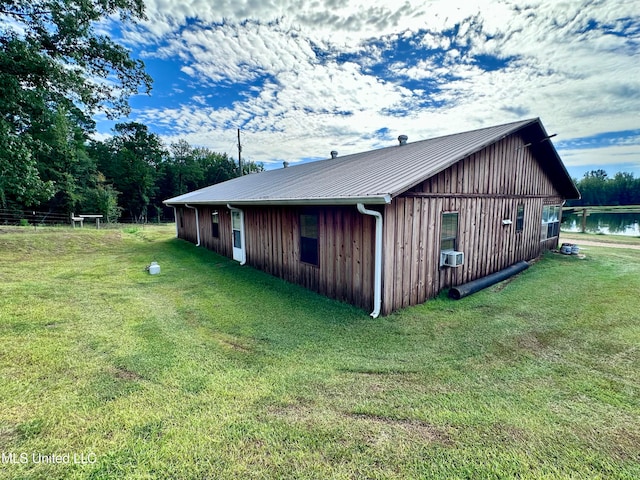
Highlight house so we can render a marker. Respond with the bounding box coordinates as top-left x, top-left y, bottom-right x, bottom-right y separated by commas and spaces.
164, 118, 580, 317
